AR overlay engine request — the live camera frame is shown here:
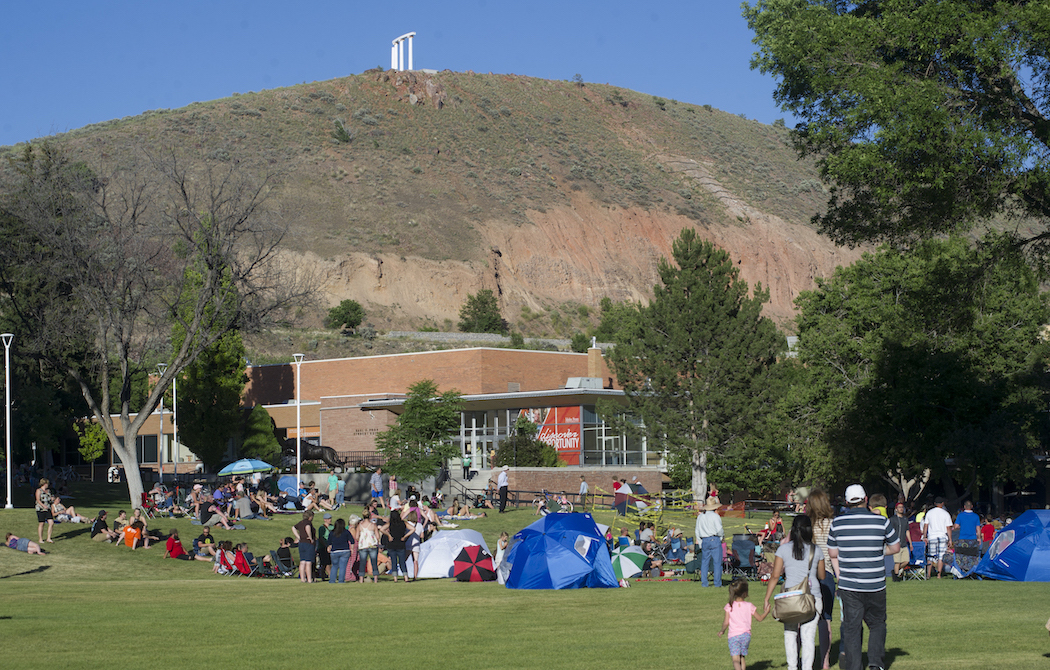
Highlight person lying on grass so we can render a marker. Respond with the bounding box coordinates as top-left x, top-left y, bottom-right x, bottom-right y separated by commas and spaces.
6, 533, 47, 555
